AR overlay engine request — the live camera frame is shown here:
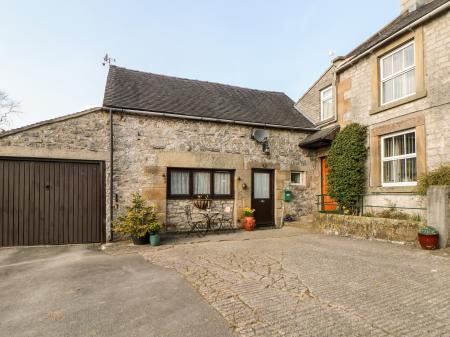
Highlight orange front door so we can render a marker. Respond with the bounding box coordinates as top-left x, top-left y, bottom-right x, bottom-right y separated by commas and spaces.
321, 157, 337, 211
